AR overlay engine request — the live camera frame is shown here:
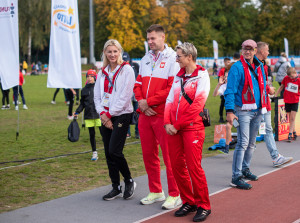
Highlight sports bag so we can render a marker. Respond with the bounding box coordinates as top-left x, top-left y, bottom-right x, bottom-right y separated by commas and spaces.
68, 119, 80, 142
